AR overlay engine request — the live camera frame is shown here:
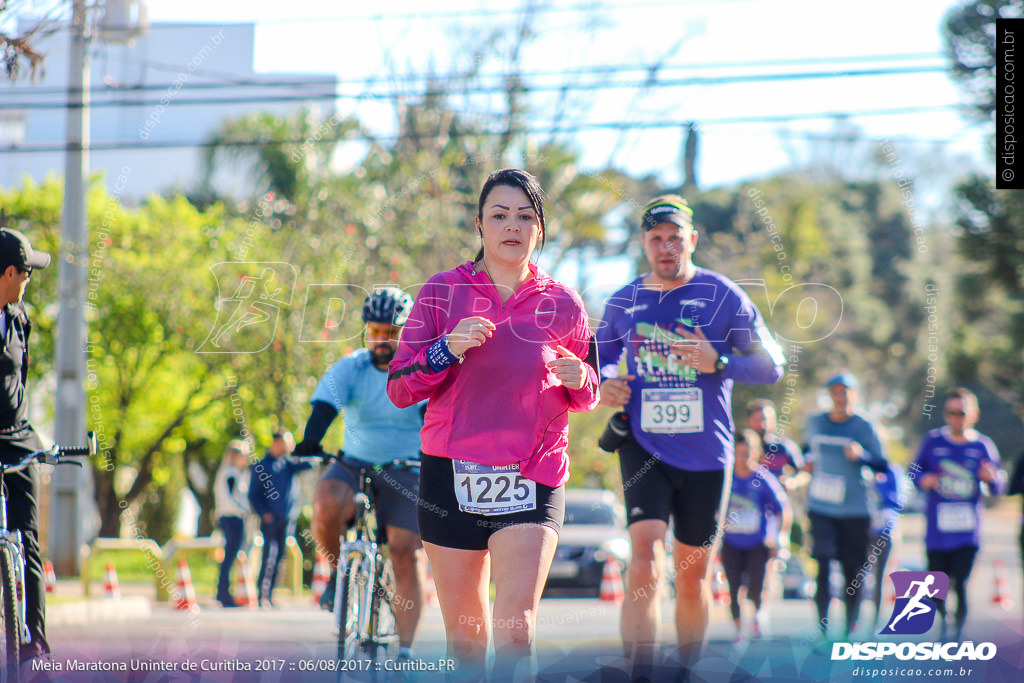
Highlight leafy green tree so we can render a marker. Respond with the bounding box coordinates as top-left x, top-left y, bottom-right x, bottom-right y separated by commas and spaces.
943, 0, 1024, 428
944, 0, 1024, 122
